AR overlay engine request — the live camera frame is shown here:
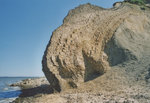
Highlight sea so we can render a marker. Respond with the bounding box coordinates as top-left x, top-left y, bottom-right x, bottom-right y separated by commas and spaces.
0, 77, 36, 103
